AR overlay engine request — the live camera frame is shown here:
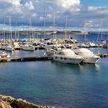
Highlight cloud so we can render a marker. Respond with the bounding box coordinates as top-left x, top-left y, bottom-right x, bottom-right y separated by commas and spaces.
56, 0, 80, 10
24, 1, 34, 10
0, 0, 108, 29
0, 0, 80, 16
0, 0, 21, 7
